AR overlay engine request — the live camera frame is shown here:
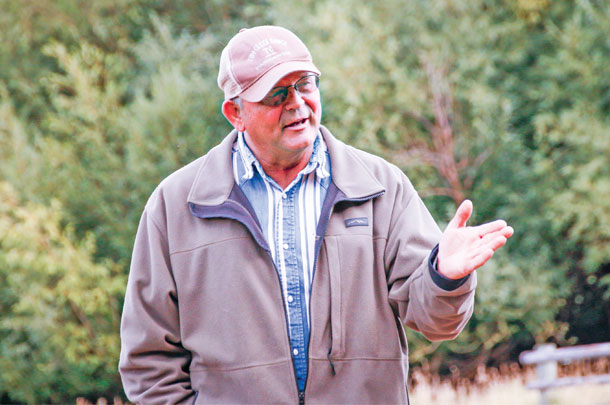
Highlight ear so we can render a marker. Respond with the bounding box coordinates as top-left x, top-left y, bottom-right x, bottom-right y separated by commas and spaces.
222, 100, 246, 132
